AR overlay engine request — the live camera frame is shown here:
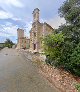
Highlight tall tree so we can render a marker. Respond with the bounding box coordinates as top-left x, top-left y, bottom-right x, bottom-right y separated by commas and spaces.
4, 39, 14, 48
59, 0, 80, 26
58, 0, 80, 76
44, 0, 80, 76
